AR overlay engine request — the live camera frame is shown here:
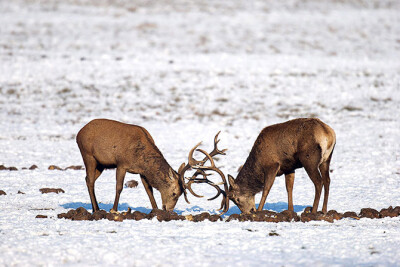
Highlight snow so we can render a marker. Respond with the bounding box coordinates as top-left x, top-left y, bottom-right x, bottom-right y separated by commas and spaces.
1, 0, 400, 266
